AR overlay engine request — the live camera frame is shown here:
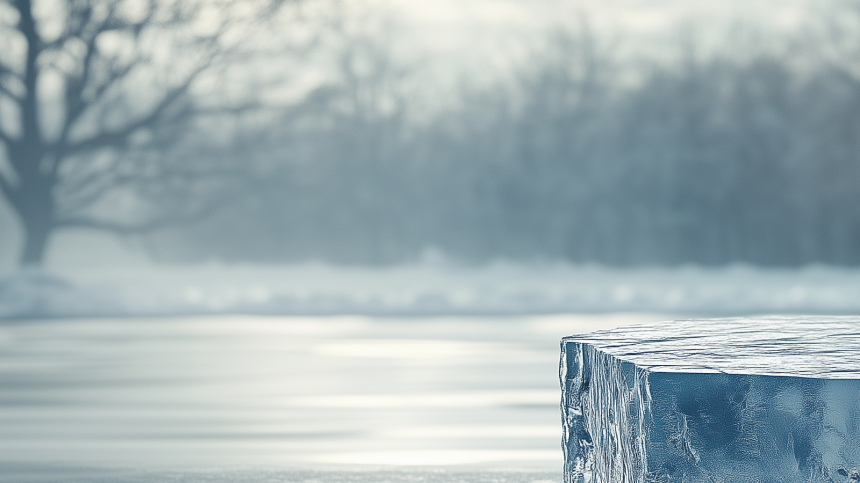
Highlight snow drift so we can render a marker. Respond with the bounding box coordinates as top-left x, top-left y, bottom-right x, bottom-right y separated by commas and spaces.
3, 262, 860, 319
